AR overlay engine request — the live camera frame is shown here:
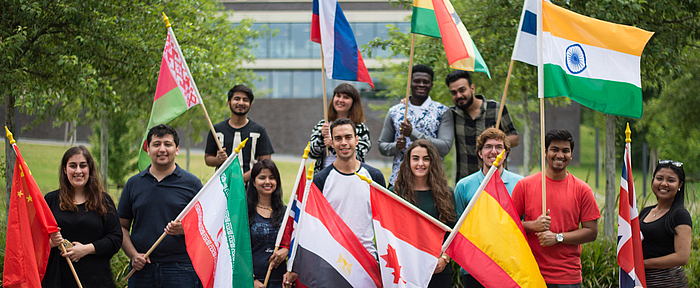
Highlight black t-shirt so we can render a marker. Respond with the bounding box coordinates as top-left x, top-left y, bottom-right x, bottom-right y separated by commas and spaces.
205, 119, 274, 172
250, 212, 286, 284
639, 205, 692, 259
